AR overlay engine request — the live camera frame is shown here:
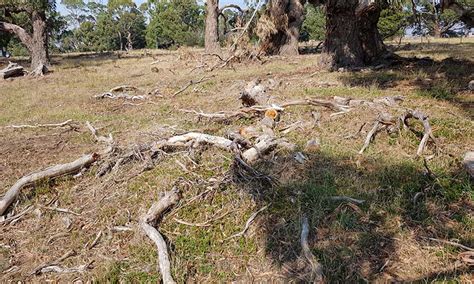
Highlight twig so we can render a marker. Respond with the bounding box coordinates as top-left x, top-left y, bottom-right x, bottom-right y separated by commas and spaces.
31, 249, 77, 275
426, 237, 474, 252
329, 196, 365, 205
226, 205, 268, 240
41, 206, 81, 216
88, 231, 103, 249
0, 205, 33, 225
172, 76, 210, 97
